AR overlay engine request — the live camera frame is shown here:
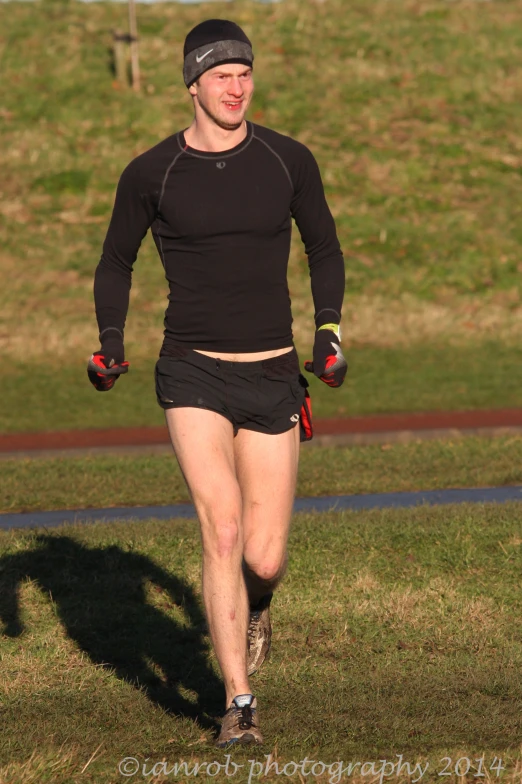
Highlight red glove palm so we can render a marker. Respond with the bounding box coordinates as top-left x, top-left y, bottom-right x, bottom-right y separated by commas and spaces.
87, 352, 129, 392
